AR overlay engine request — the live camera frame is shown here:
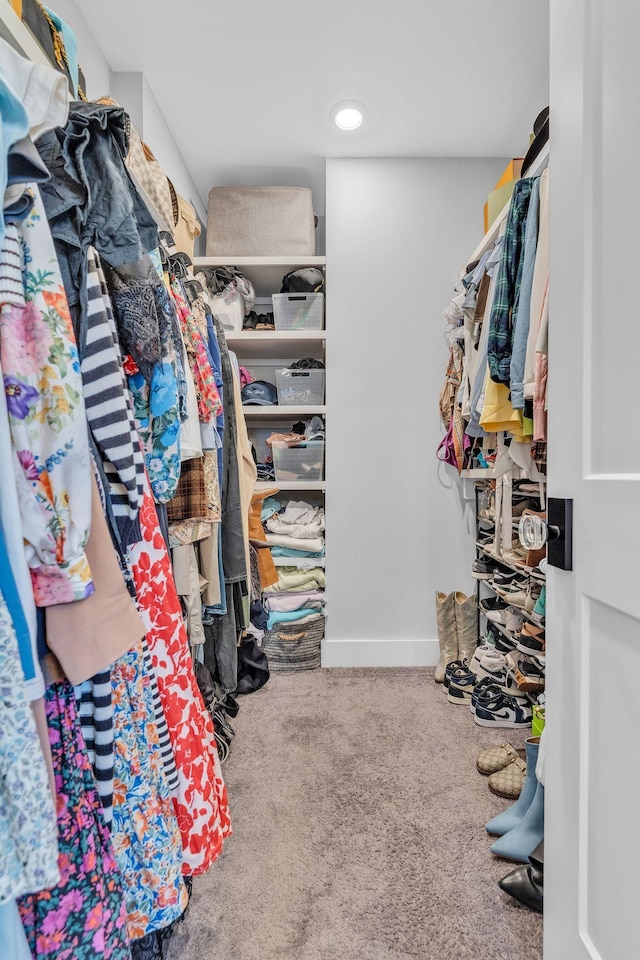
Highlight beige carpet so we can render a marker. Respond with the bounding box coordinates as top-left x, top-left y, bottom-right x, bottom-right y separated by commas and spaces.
168, 667, 542, 960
